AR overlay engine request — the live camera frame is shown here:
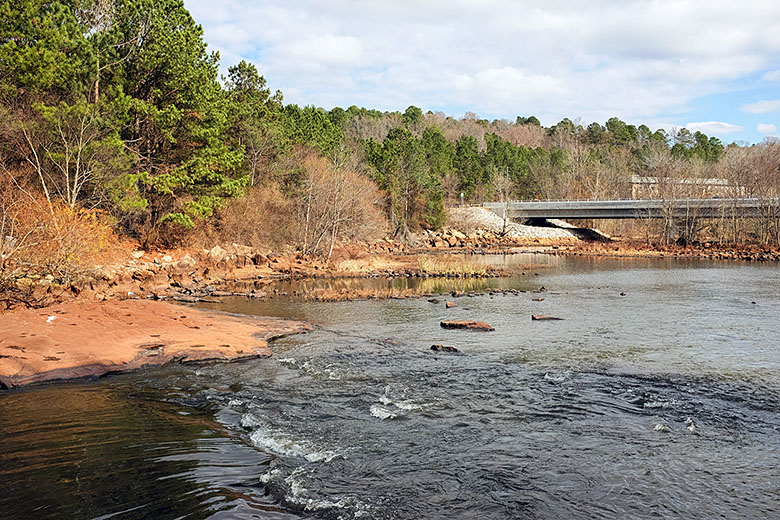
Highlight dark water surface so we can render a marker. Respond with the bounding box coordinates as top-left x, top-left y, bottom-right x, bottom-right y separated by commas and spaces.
2, 255, 779, 519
